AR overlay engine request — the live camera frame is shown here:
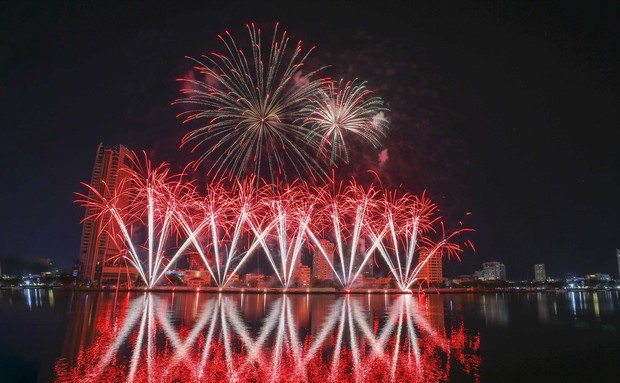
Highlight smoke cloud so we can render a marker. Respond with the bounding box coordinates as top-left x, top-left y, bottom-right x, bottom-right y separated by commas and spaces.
378, 148, 389, 169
